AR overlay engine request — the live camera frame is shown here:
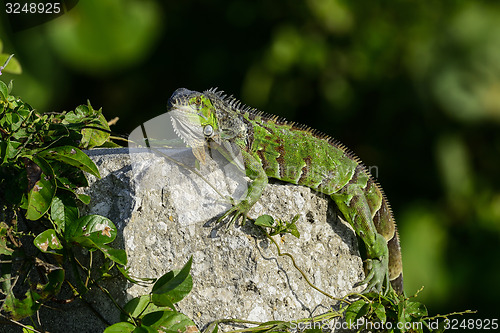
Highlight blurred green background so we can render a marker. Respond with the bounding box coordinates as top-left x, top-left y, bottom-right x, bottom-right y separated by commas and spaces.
1, 0, 499, 322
